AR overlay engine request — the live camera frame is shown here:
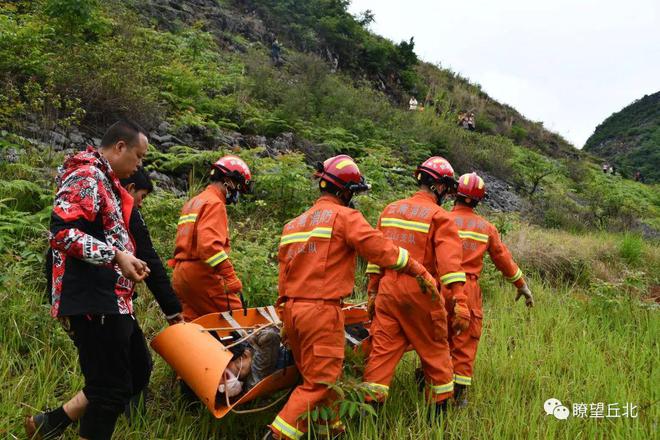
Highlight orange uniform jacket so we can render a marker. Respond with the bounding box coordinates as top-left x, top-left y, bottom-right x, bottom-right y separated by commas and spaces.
278, 195, 410, 300
449, 204, 524, 287
171, 185, 242, 320
271, 194, 413, 439
366, 191, 466, 291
